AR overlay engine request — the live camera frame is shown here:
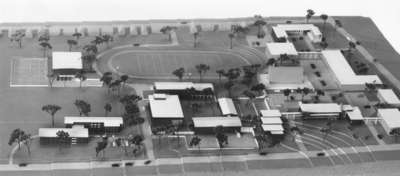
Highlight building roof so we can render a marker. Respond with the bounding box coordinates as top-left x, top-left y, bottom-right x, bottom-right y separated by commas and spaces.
38, 127, 89, 138
192, 117, 242, 128
262, 124, 284, 132
378, 89, 400, 105
149, 94, 184, 118
266, 42, 298, 56
272, 24, 322, 39
52, 52, 82, 70
154, 82, 214, 91
260, 109, 281, 117
378, 108, 400, 130
261, 117, 283, 124
269, 66, 304, 84
218, 98, 238, 116
322, 50, 382, 85
346, 106, 364, 120
299, 102, 342, 113
64, 116, 123, 127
